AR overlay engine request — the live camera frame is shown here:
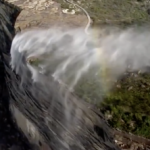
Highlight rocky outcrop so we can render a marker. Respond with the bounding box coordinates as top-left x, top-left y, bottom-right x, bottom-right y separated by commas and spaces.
0, 1, 35, 150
